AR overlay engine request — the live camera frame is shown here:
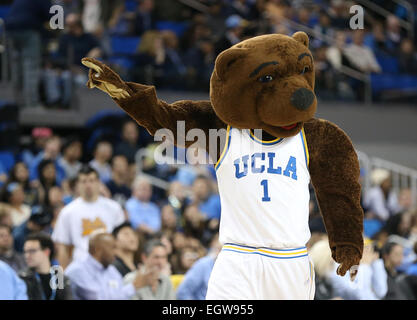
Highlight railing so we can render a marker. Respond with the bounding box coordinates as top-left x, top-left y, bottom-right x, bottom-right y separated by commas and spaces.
0, 18, 8, 83
281, 17, 373, 104
136, 146, 417, 208
177, 0, 209, 13
356, 0, 414, 40
357, 150, 417, 208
